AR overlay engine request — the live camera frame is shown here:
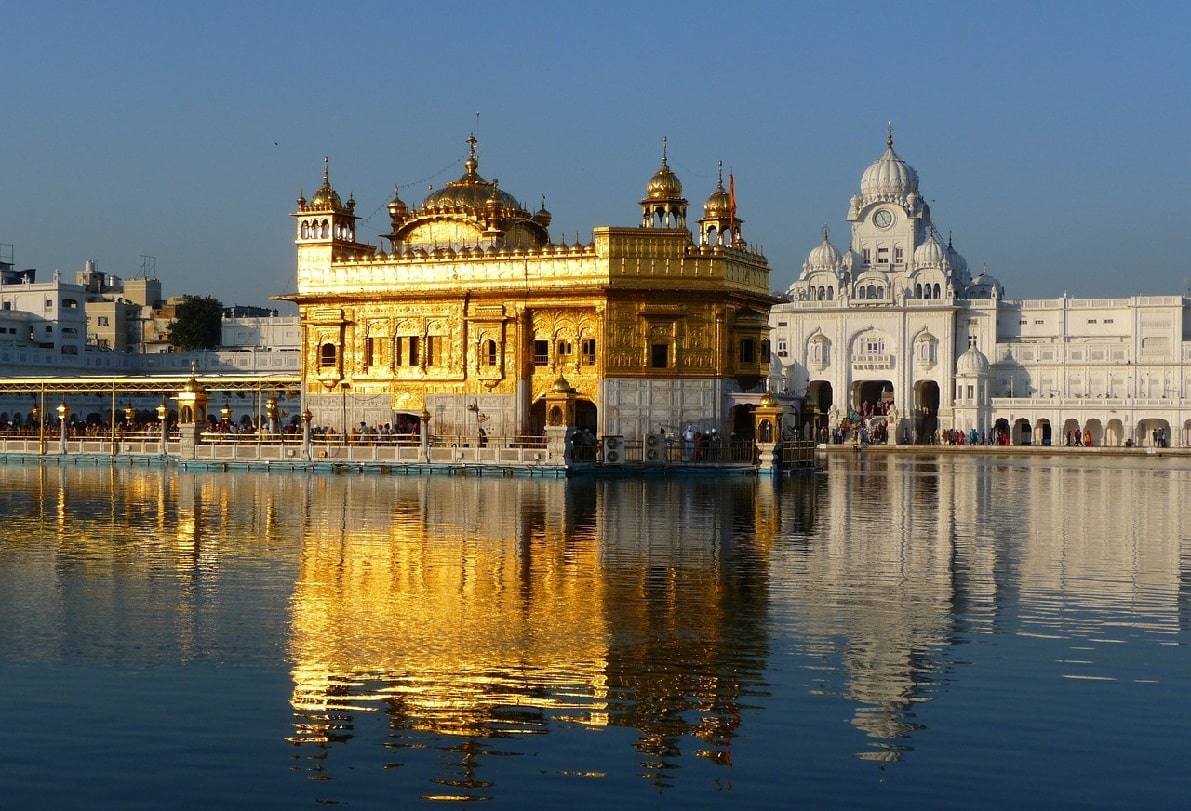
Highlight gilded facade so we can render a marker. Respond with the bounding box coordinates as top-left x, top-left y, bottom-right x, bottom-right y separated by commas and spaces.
282, 138, 773, 440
